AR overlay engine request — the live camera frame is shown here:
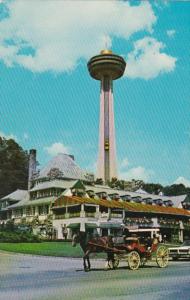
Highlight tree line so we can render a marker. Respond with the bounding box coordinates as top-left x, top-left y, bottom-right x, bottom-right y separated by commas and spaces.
0, 137, 28, 198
